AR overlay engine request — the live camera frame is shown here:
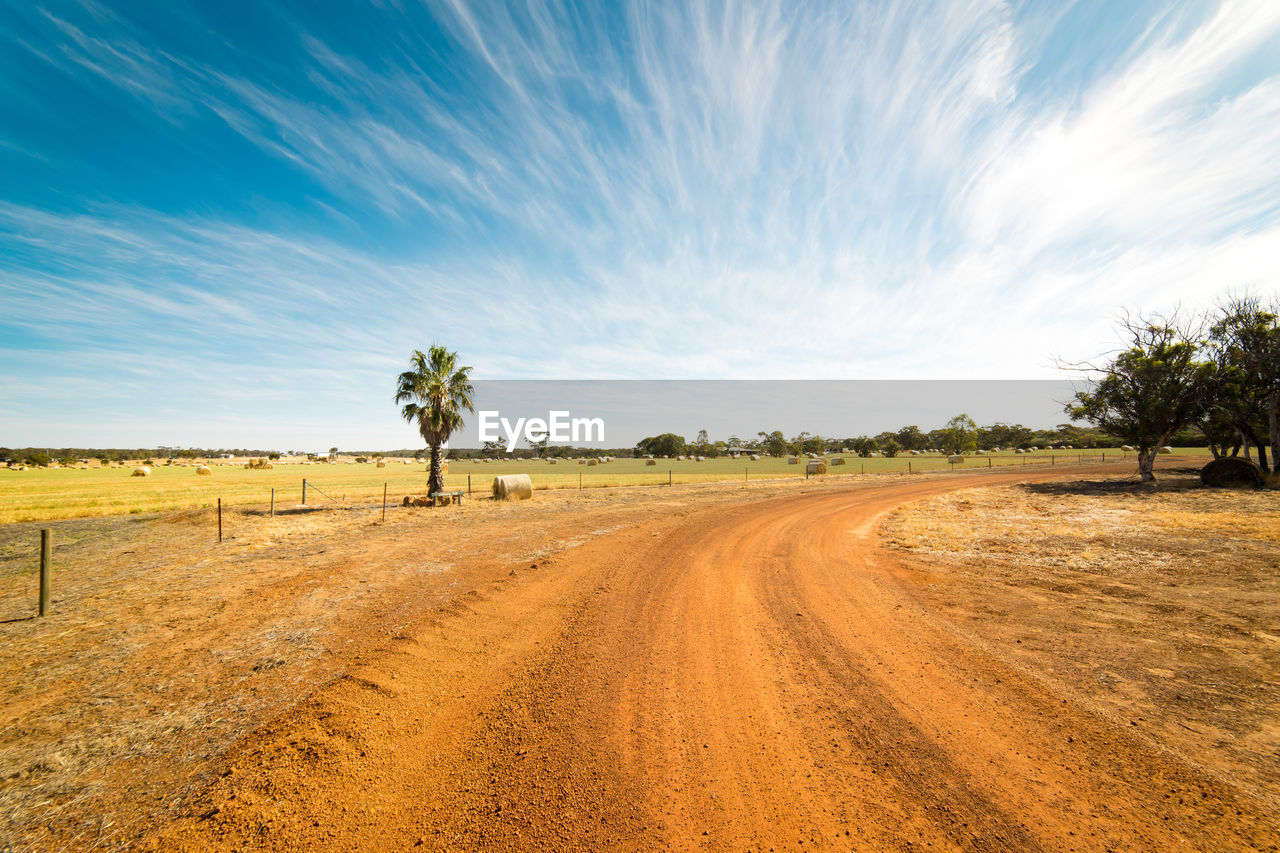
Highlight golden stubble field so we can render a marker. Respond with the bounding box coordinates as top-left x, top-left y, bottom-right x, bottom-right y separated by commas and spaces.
0, 448, 1185, 524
